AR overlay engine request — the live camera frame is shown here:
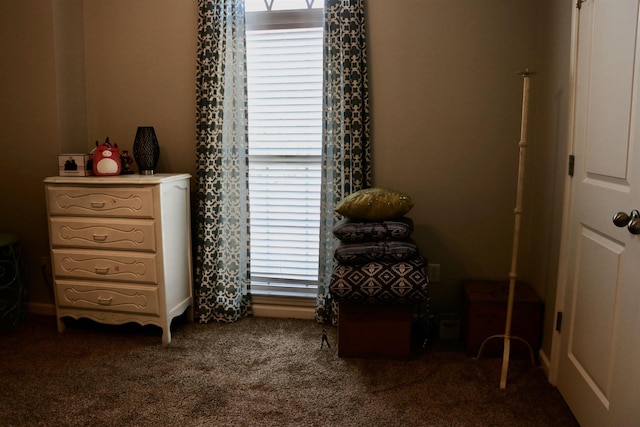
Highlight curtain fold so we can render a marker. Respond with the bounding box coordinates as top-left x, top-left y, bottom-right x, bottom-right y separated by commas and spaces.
194, 0, 251, 323
316, 0, 372, 325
